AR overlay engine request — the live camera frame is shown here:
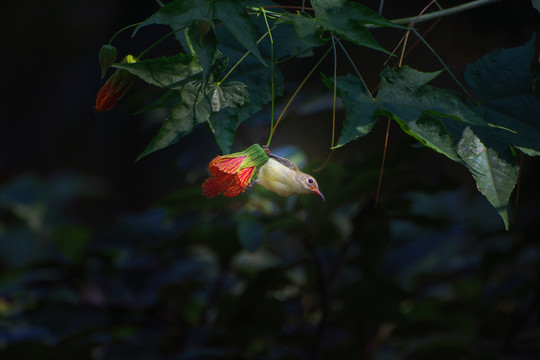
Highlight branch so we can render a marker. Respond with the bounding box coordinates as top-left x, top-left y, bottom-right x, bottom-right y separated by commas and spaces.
371, 0, 500, 27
